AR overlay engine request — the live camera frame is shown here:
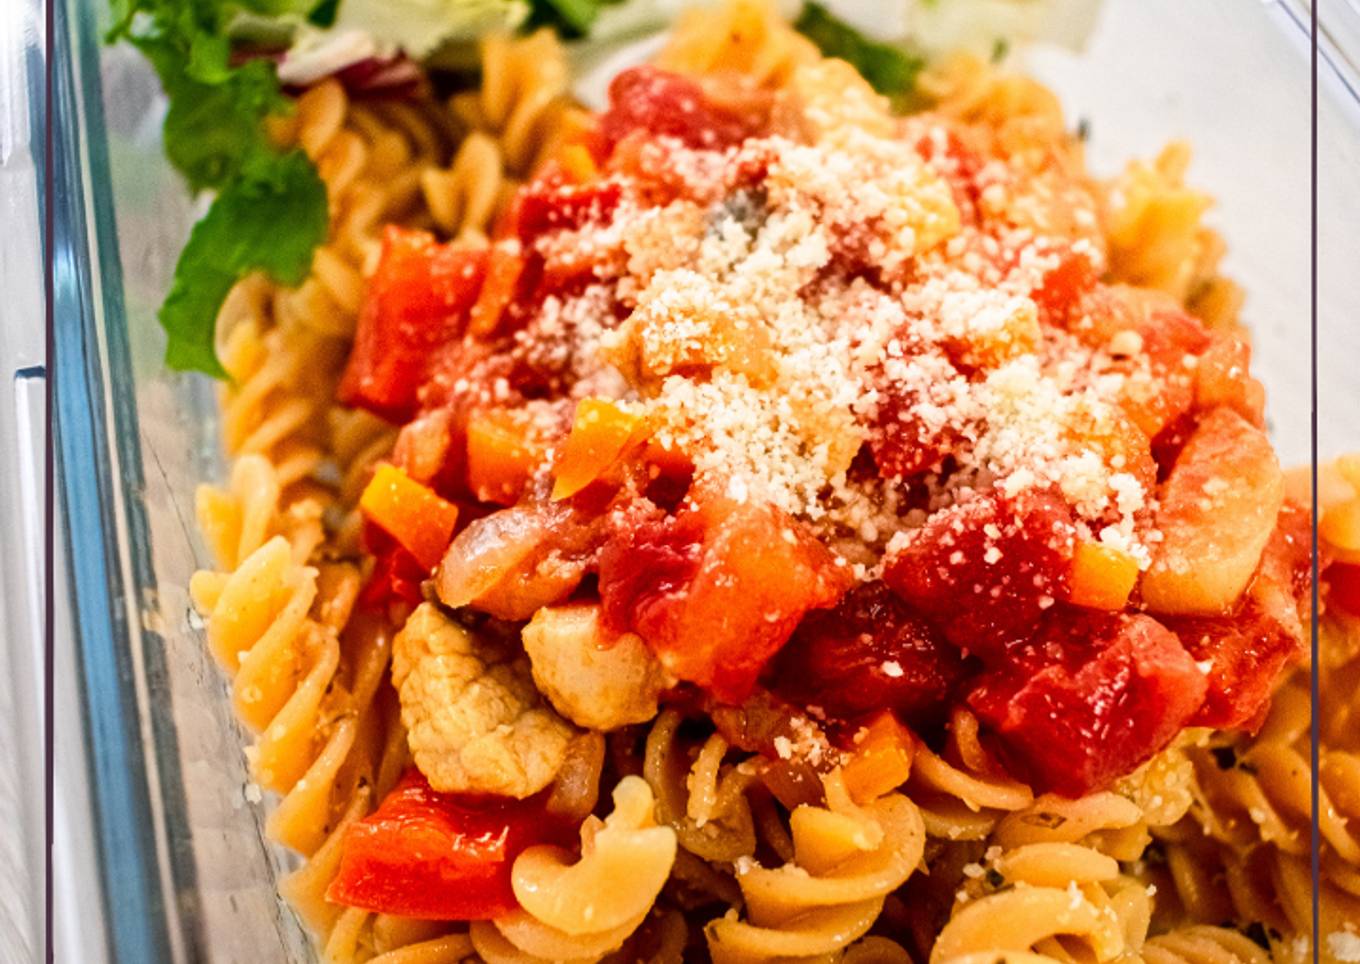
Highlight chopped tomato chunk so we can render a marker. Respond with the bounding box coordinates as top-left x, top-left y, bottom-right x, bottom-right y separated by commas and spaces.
360, 463, 460, 571
358, 524, 428, 612
600, 66, 756, 152
1030, 247, 1099, 326
468, 244, 525, 338
768, 581, 967, 728
328, 769, 567, 920
968, 610, 1207, 797
1122, 302, 1211, 440
598, 492, 850, 701
1166, 601, 1303, 730
513, 176, 623, 243
338, 227, 488, 421
867, 368, 960, 480
883, 489, 1077, 657
1330, 563, 1360, 618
